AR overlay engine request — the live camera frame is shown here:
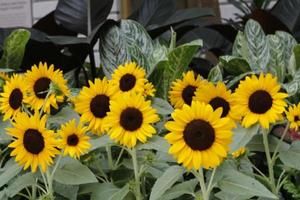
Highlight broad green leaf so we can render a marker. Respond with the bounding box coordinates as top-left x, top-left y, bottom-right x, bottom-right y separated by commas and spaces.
0, 163, 21, 188
54, 158, 97, 185
279, 142, 300, 170
218, 169, 277, 199
48, 106, 80, 126
293, 45, 300, 71
99, 20, 164, 78
137, 136, 170, 153
89, 135, 114, 151
150, 39, 202, 99
158, 179, 197, 200
215, 191, 252, 200
226, 71, 254, 89
149, 165, 184, 200
207, 65, 222, 83
91, 183, 129, 200
0, 29, 30, 70
244, 19, 269, 71
53, 182, 79, 200
282, 68, 300, 96
230, 124, 259, 153
151, 97, 174, 115
219, 56, 251, 76
232, 31, 249, 61
267, 35, 285, 82
247, 134, 290, 152
7, 173, 36, 197
0, 116, 12, 144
